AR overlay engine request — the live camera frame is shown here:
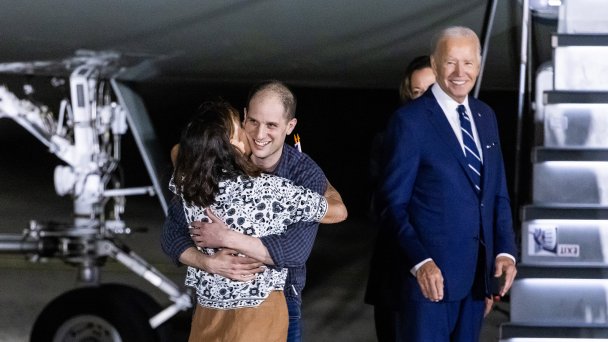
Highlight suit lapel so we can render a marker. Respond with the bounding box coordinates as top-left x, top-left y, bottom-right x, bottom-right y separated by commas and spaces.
423, 93, 479, 190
